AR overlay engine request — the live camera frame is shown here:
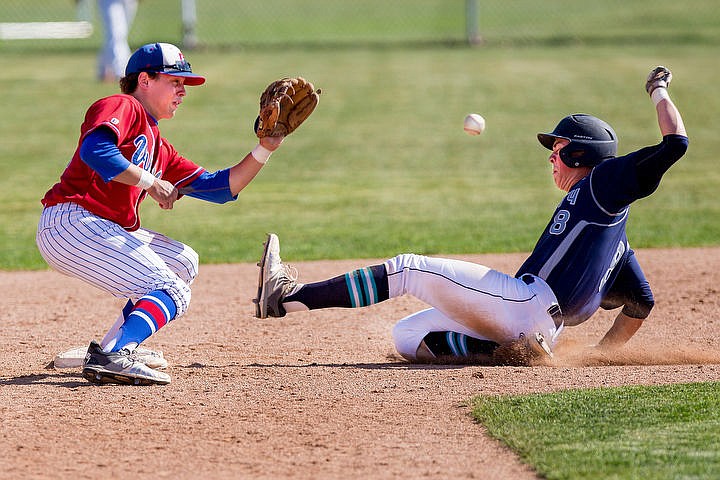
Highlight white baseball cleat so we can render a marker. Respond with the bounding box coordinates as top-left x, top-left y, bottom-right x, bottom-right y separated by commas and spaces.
82, 341, 171, 386
54, 344, 168, 369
